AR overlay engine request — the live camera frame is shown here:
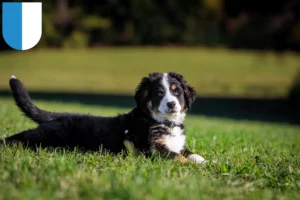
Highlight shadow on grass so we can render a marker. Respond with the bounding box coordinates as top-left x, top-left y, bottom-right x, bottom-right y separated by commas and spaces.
0, 90, 299, 125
